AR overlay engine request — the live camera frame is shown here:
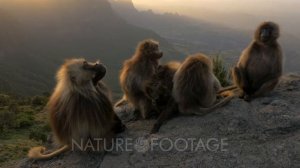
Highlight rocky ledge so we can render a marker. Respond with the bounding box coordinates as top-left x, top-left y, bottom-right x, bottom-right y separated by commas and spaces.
18, 74, 300, 168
